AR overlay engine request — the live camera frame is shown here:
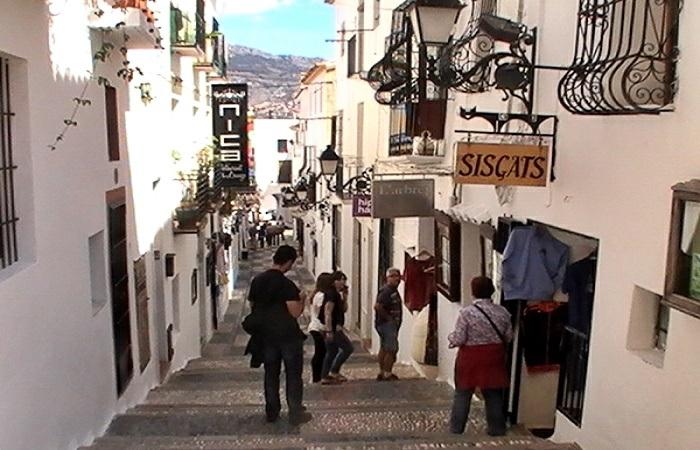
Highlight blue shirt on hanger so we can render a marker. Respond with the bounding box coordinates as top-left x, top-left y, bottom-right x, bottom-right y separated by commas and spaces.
502, 226, 569, 301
